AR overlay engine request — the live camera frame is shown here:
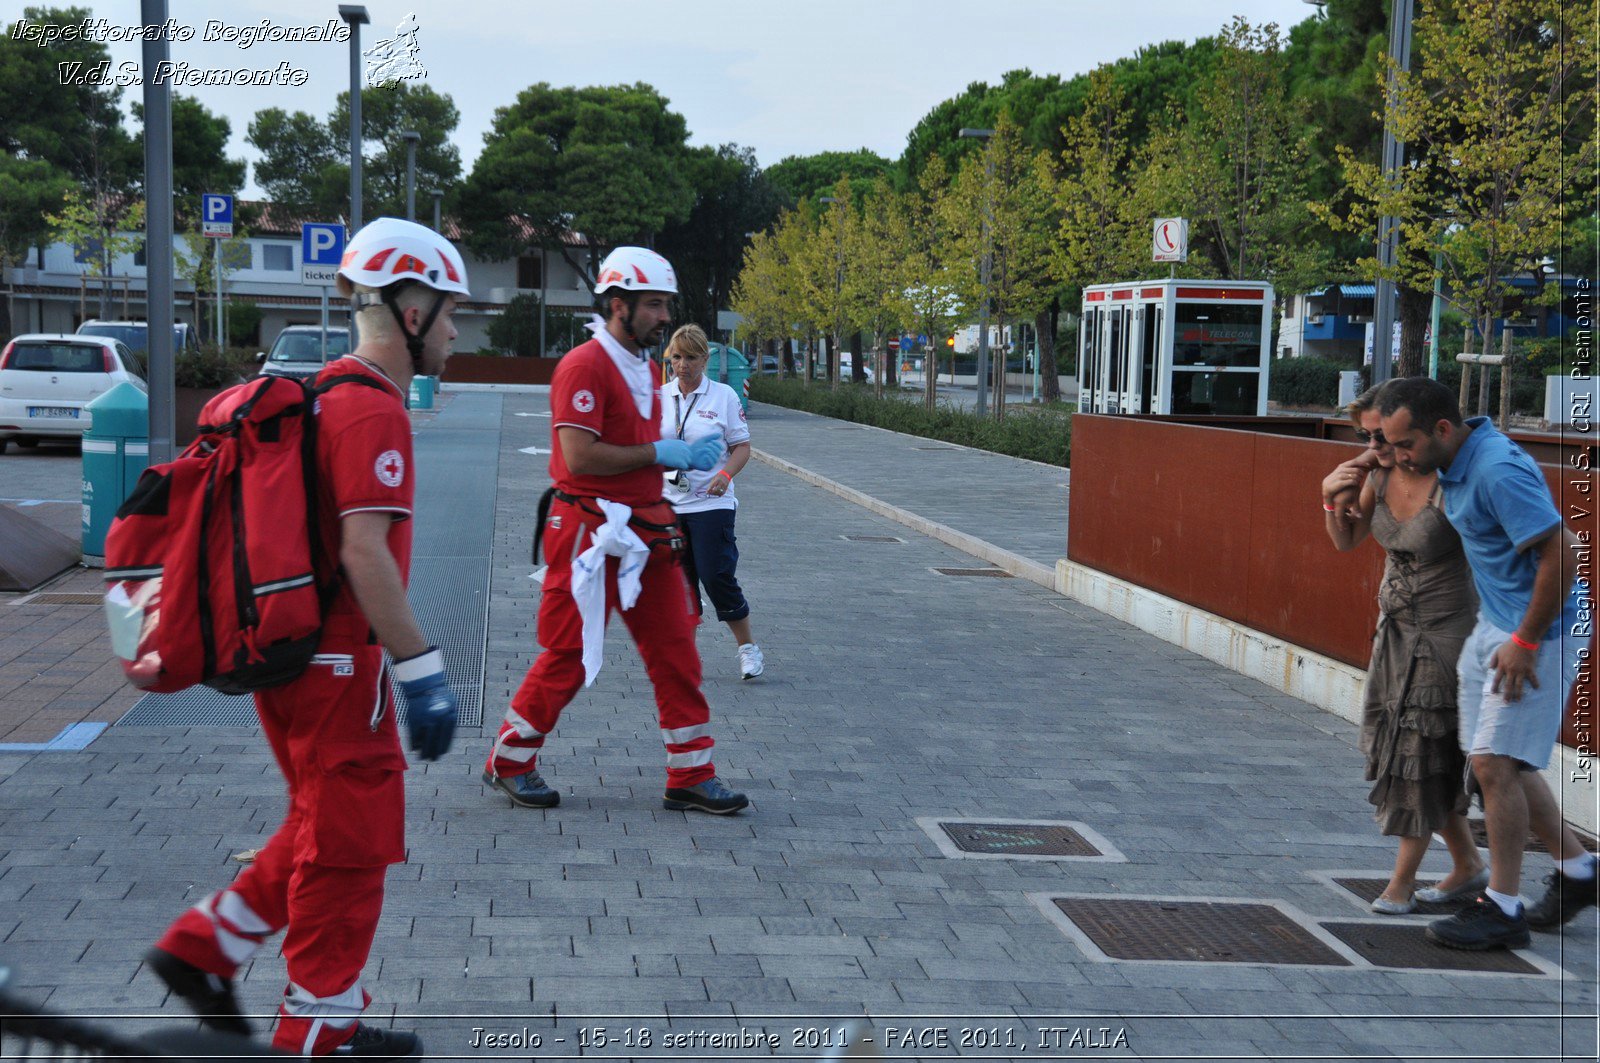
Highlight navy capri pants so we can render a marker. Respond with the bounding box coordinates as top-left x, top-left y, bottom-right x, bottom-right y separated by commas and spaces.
678, 508, 750, 623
